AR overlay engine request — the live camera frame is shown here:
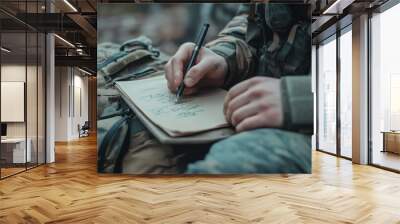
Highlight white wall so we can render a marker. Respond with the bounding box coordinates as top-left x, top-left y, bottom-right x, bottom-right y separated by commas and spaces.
54, 67, 69, 141
71, 73, 89, 139
1, 65, 40, 138
1, 63, 47, 164
1, 65, 26, 136
54, 67, 89, 141
1, 82, 25, 122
